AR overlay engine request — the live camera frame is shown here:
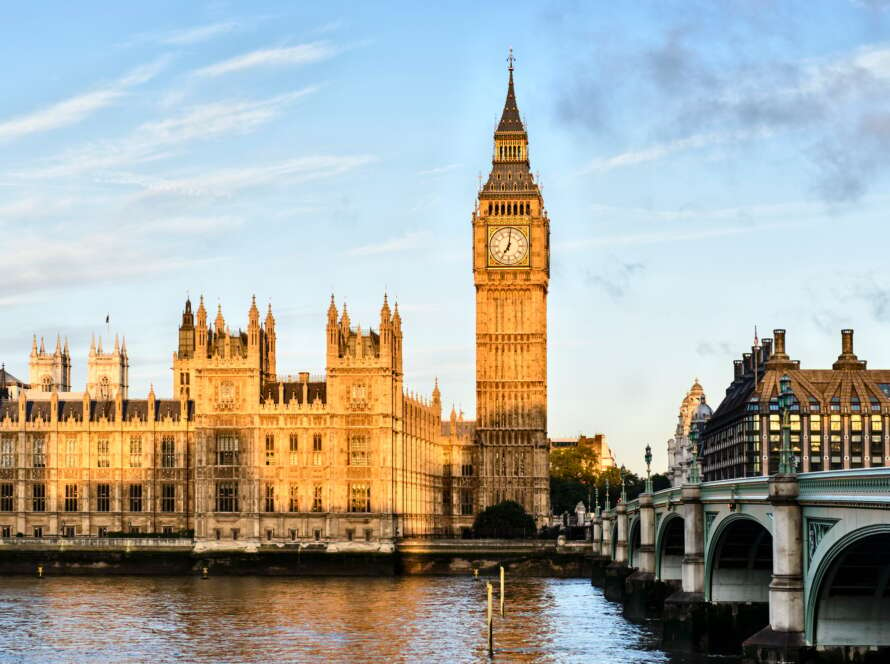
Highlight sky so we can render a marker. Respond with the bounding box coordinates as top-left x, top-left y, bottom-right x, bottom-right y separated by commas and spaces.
4, 1, 890, 474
